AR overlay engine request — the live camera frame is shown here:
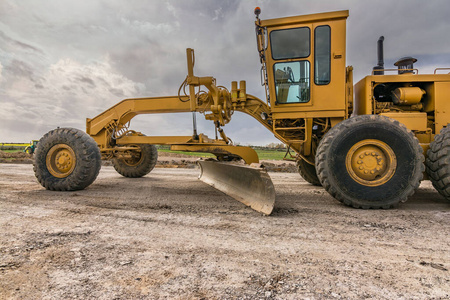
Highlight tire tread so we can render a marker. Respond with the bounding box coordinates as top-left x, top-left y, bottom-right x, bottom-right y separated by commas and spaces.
112, 144, 158, 178
426, 125, 450, 200
316, 115, 424, 209
33, 128, 101, 191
